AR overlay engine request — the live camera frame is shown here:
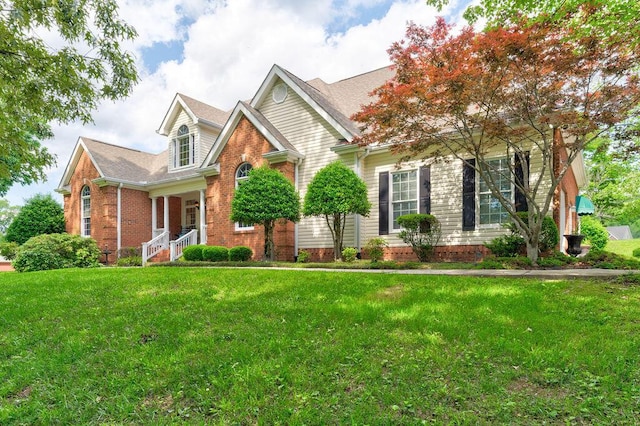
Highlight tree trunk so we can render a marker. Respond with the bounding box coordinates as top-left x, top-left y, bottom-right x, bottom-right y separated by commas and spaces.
333, 213, 343, 261
263, 220, 275, 261
525, 241, 539, 264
